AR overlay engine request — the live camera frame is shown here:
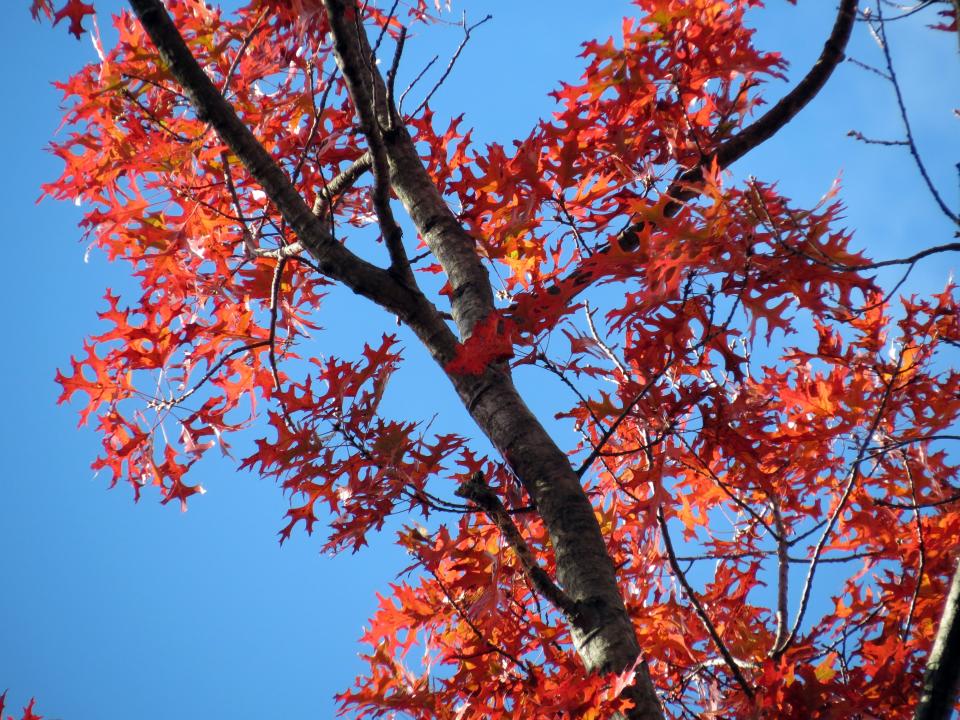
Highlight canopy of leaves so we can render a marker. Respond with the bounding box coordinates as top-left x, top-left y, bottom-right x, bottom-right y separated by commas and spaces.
29, 0, 960, 717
